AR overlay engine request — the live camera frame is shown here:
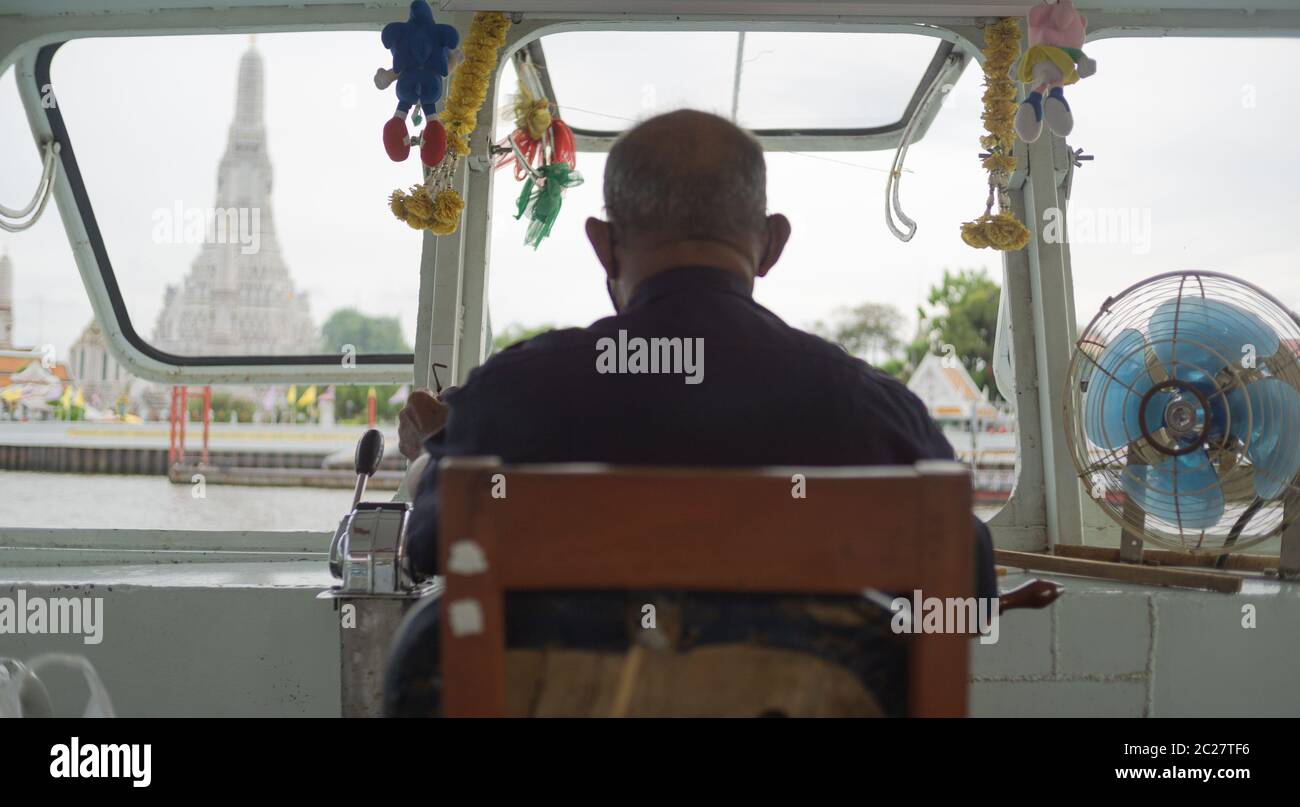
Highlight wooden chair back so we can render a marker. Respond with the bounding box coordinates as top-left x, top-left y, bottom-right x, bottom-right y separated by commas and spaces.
437, 459, 973, 717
